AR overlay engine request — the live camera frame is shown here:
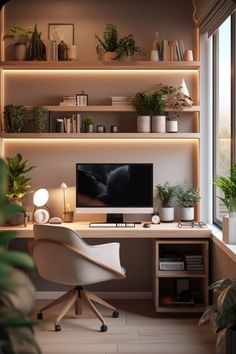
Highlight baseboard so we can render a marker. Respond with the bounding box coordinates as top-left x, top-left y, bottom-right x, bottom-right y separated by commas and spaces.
35, 291, 152, 300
